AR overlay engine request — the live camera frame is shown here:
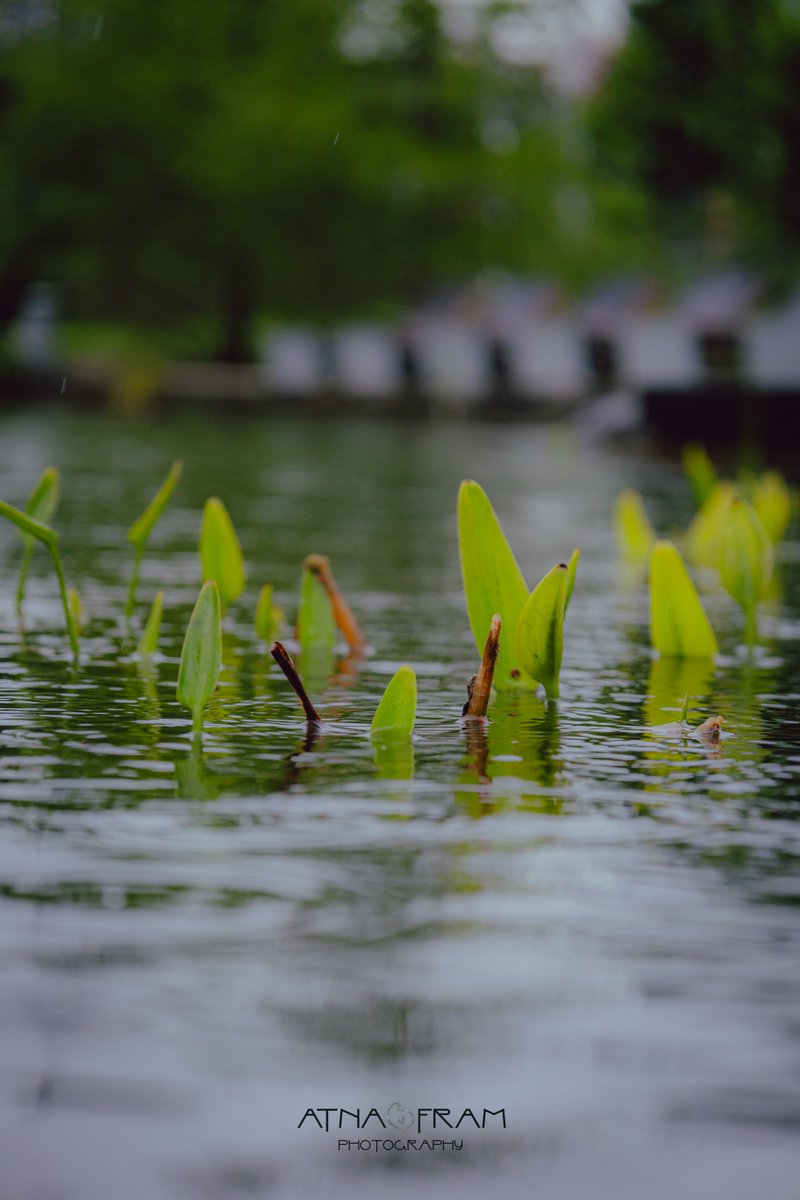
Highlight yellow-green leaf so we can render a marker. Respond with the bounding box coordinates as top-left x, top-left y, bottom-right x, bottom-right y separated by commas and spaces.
514, 562, 569, 700
16, 467, 61, 611
614, 489, 655, 560
720, 497, 773, 643
649, 540, 718, 658
255, 583, 283, 644
370, 665, 417, 740
565, 547, 580, 610
686, 481, 736, 566
128, 460, 182, 549
752, 470, 792, 543
138, 590, 164, 657
0, 497, 58, 548
199, 497, 245, 609
458, 479, 529, 688
683, 444, 717, 508
177, 581, 222, 731
297, 563, 336, 652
